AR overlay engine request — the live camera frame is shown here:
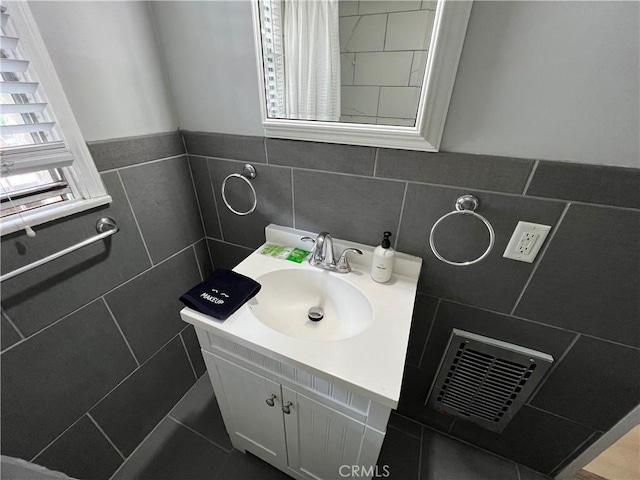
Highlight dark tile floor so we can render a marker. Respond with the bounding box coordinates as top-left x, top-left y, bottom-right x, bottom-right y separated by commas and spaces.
112, 375, 551, 480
